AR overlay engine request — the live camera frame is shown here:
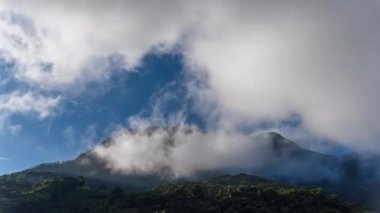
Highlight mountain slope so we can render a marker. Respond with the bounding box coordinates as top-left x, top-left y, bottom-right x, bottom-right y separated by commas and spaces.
11, 129, 380, 210
0, 174, 356, 213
